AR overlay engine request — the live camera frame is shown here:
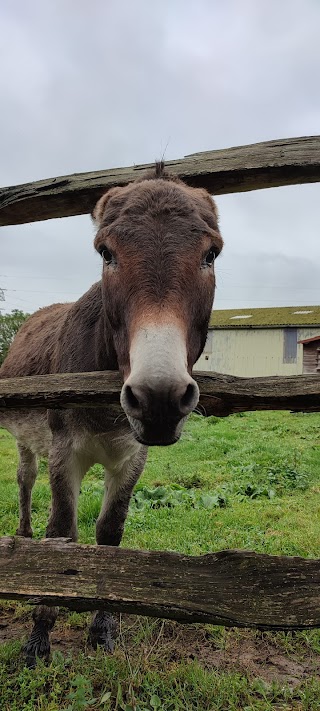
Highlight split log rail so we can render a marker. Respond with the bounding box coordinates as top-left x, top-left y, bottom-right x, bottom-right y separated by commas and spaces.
0, 135, 319, 630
